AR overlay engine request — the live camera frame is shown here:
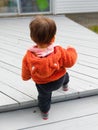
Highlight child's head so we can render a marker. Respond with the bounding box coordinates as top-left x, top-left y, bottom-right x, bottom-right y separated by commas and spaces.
29, 16, 56, 46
